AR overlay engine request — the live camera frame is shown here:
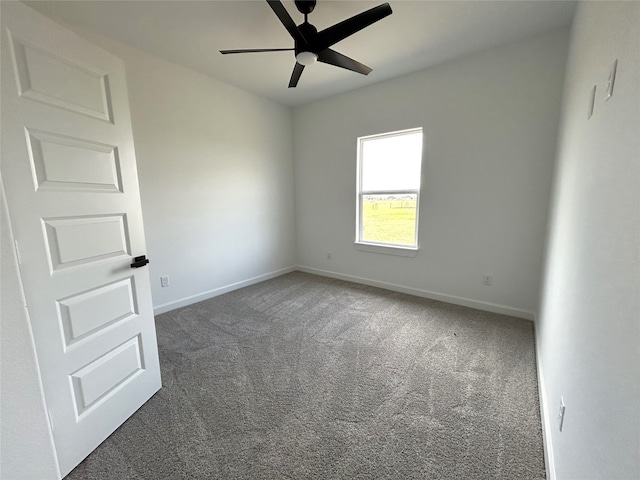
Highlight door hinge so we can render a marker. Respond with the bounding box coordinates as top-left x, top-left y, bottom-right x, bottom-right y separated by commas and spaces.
47, 408, 54, 432
14, 240, 21, 265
